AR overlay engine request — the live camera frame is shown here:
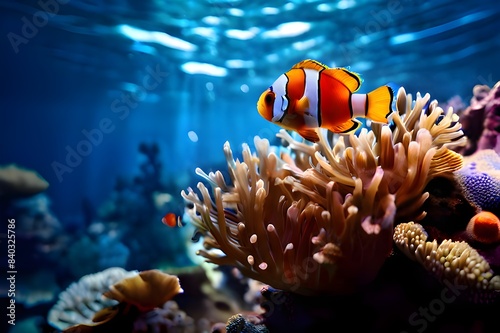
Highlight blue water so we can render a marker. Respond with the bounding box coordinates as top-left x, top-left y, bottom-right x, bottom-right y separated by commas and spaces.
0, 0, 499, 330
